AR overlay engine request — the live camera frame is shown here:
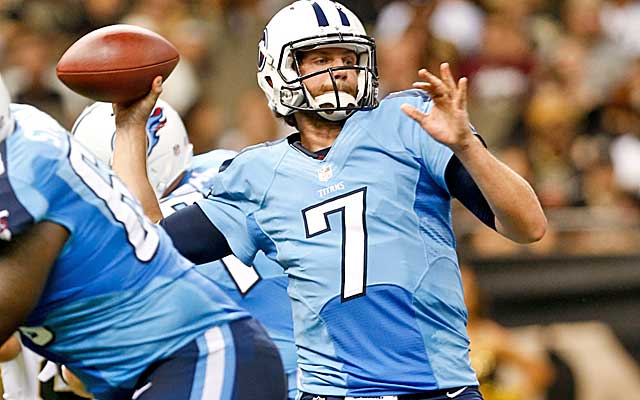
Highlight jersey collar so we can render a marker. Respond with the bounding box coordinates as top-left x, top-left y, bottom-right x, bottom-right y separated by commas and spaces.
287, 132, 331, 160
